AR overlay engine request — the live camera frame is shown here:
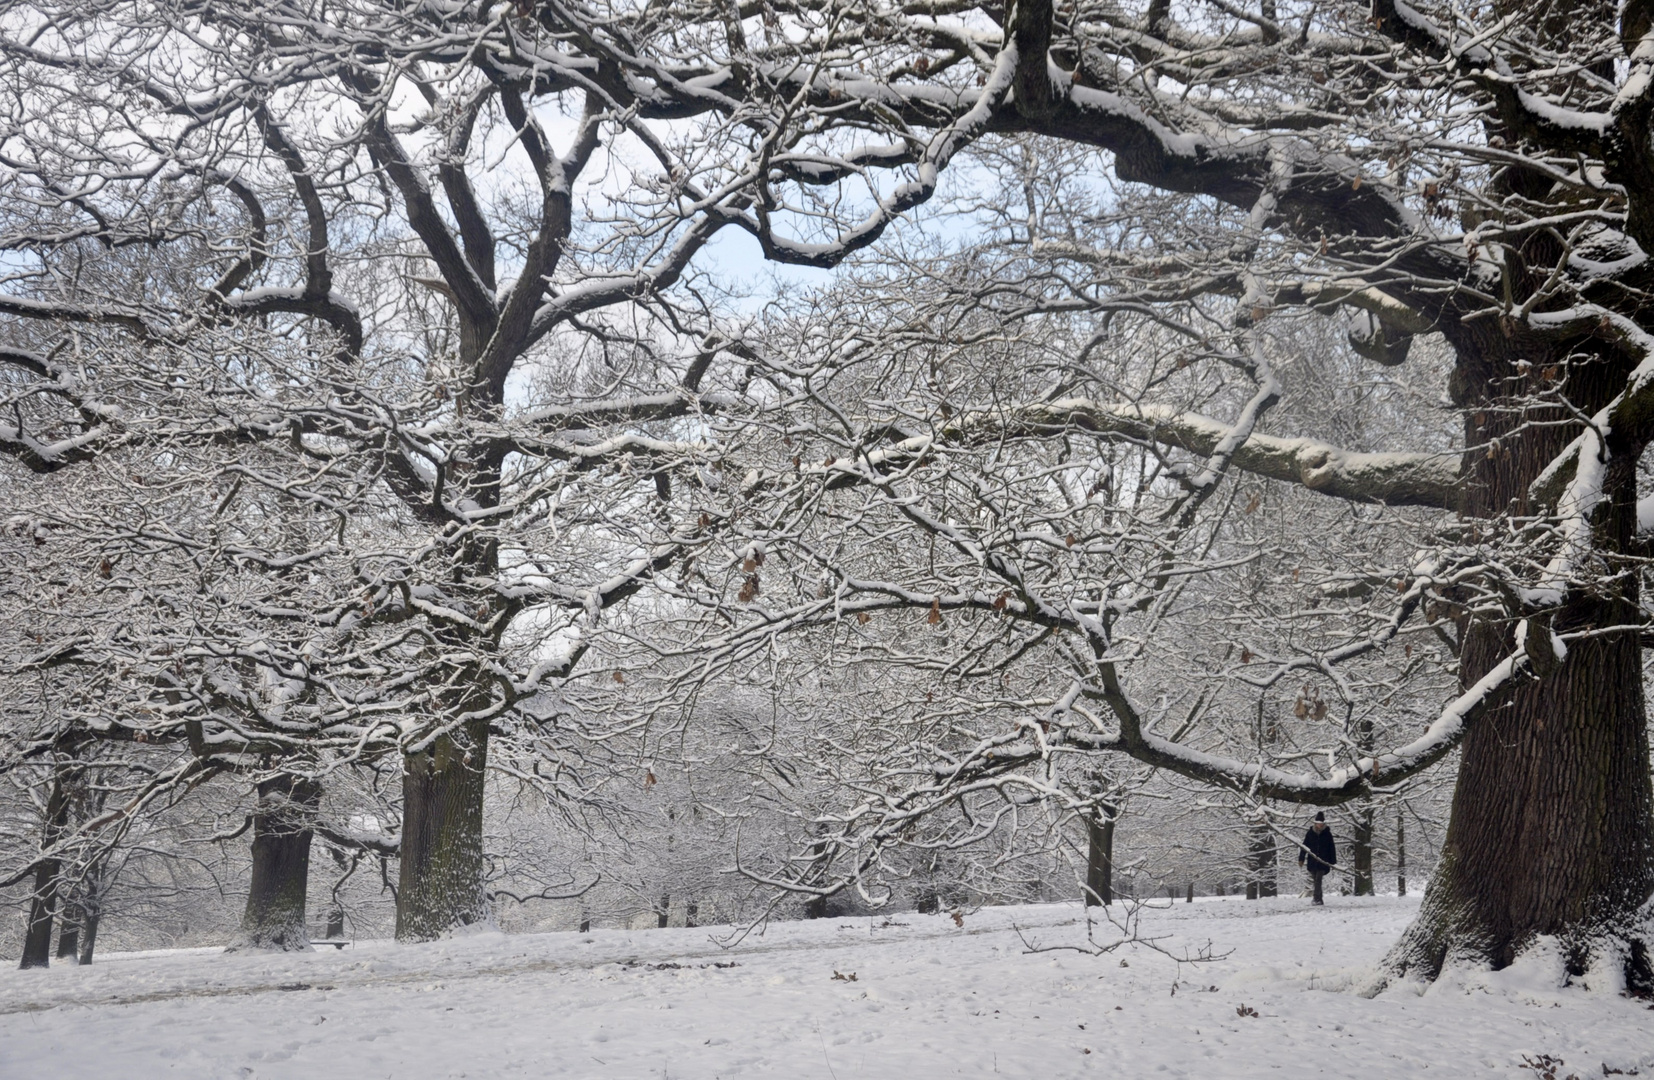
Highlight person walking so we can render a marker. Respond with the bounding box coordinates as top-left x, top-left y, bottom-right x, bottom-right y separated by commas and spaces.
1297, 812, 1337, 905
